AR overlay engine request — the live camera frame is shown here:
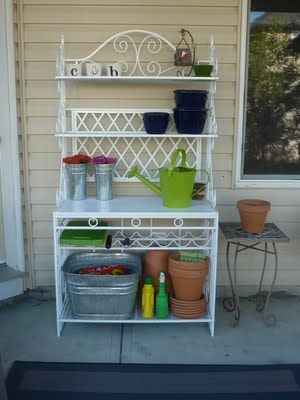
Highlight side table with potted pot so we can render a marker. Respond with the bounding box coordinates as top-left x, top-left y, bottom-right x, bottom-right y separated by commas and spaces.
220, 199, 289, 327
